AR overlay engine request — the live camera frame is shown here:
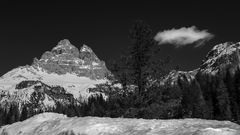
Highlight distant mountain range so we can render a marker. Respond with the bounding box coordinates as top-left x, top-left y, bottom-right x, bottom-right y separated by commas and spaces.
1, 40, 240, 134
1, 39, 240, 119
